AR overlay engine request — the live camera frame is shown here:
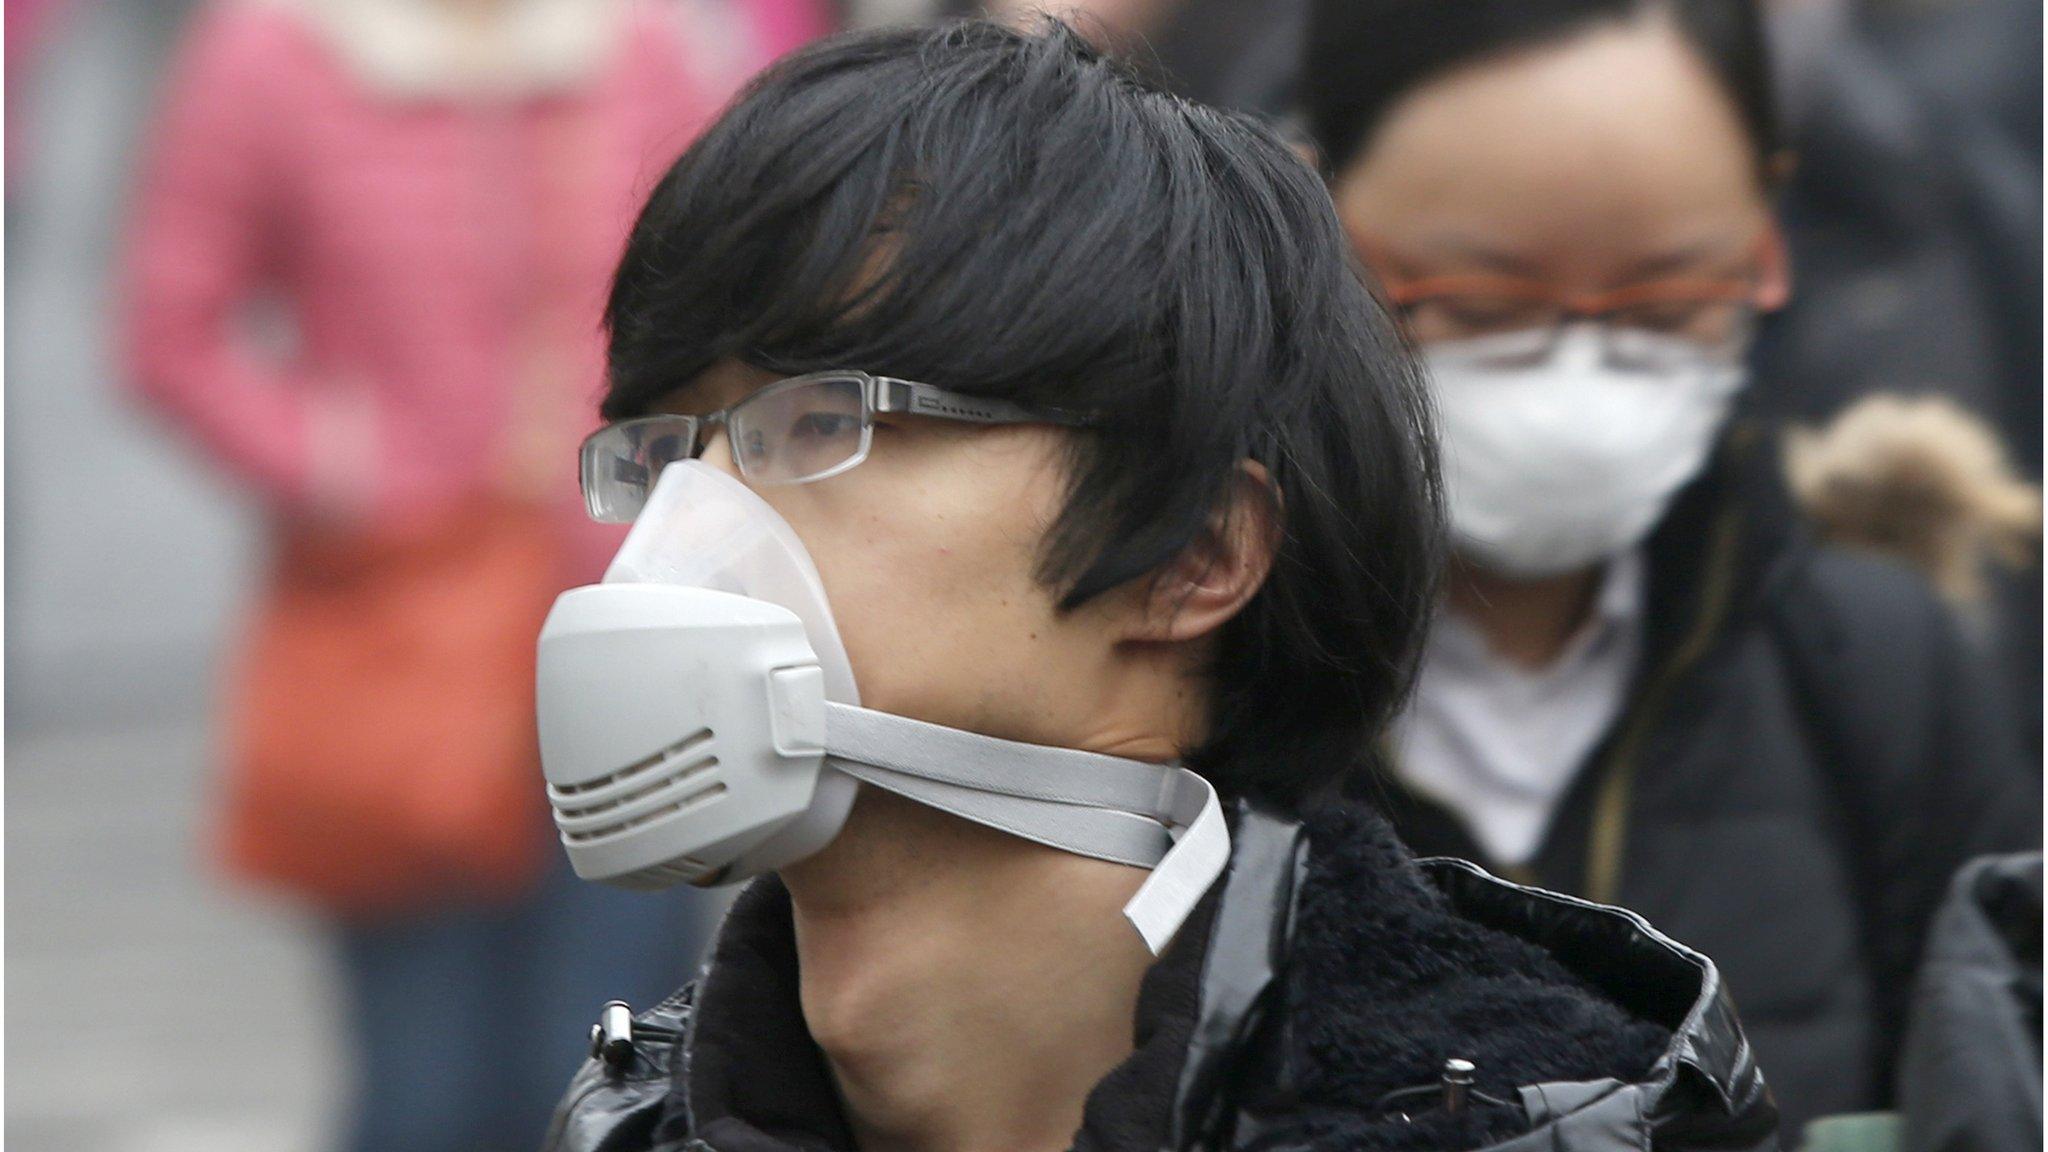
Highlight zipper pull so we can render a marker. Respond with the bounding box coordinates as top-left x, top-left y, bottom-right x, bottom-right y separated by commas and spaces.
1440, 1058, 1475, 1117
590, 1000, 636, 1070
